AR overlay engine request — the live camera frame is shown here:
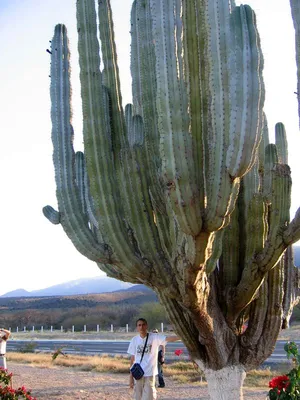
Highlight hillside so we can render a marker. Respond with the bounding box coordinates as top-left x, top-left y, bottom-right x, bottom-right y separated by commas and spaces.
0, 286, 159, 330
0, 286, 156, 311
